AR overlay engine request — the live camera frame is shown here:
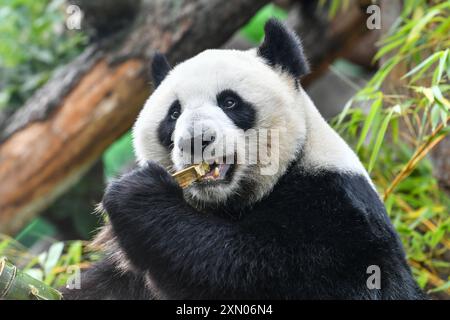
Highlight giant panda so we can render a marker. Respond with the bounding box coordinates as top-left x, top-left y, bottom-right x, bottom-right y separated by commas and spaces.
63, 19, 425, 300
